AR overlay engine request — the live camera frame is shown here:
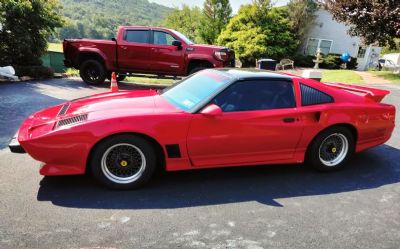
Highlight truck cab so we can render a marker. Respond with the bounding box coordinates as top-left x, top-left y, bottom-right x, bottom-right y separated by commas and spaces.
63, 26, 235, 85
